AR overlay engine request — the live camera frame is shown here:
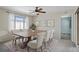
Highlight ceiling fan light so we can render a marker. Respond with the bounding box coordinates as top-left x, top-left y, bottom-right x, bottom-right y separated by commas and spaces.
37, 13, 39, 15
